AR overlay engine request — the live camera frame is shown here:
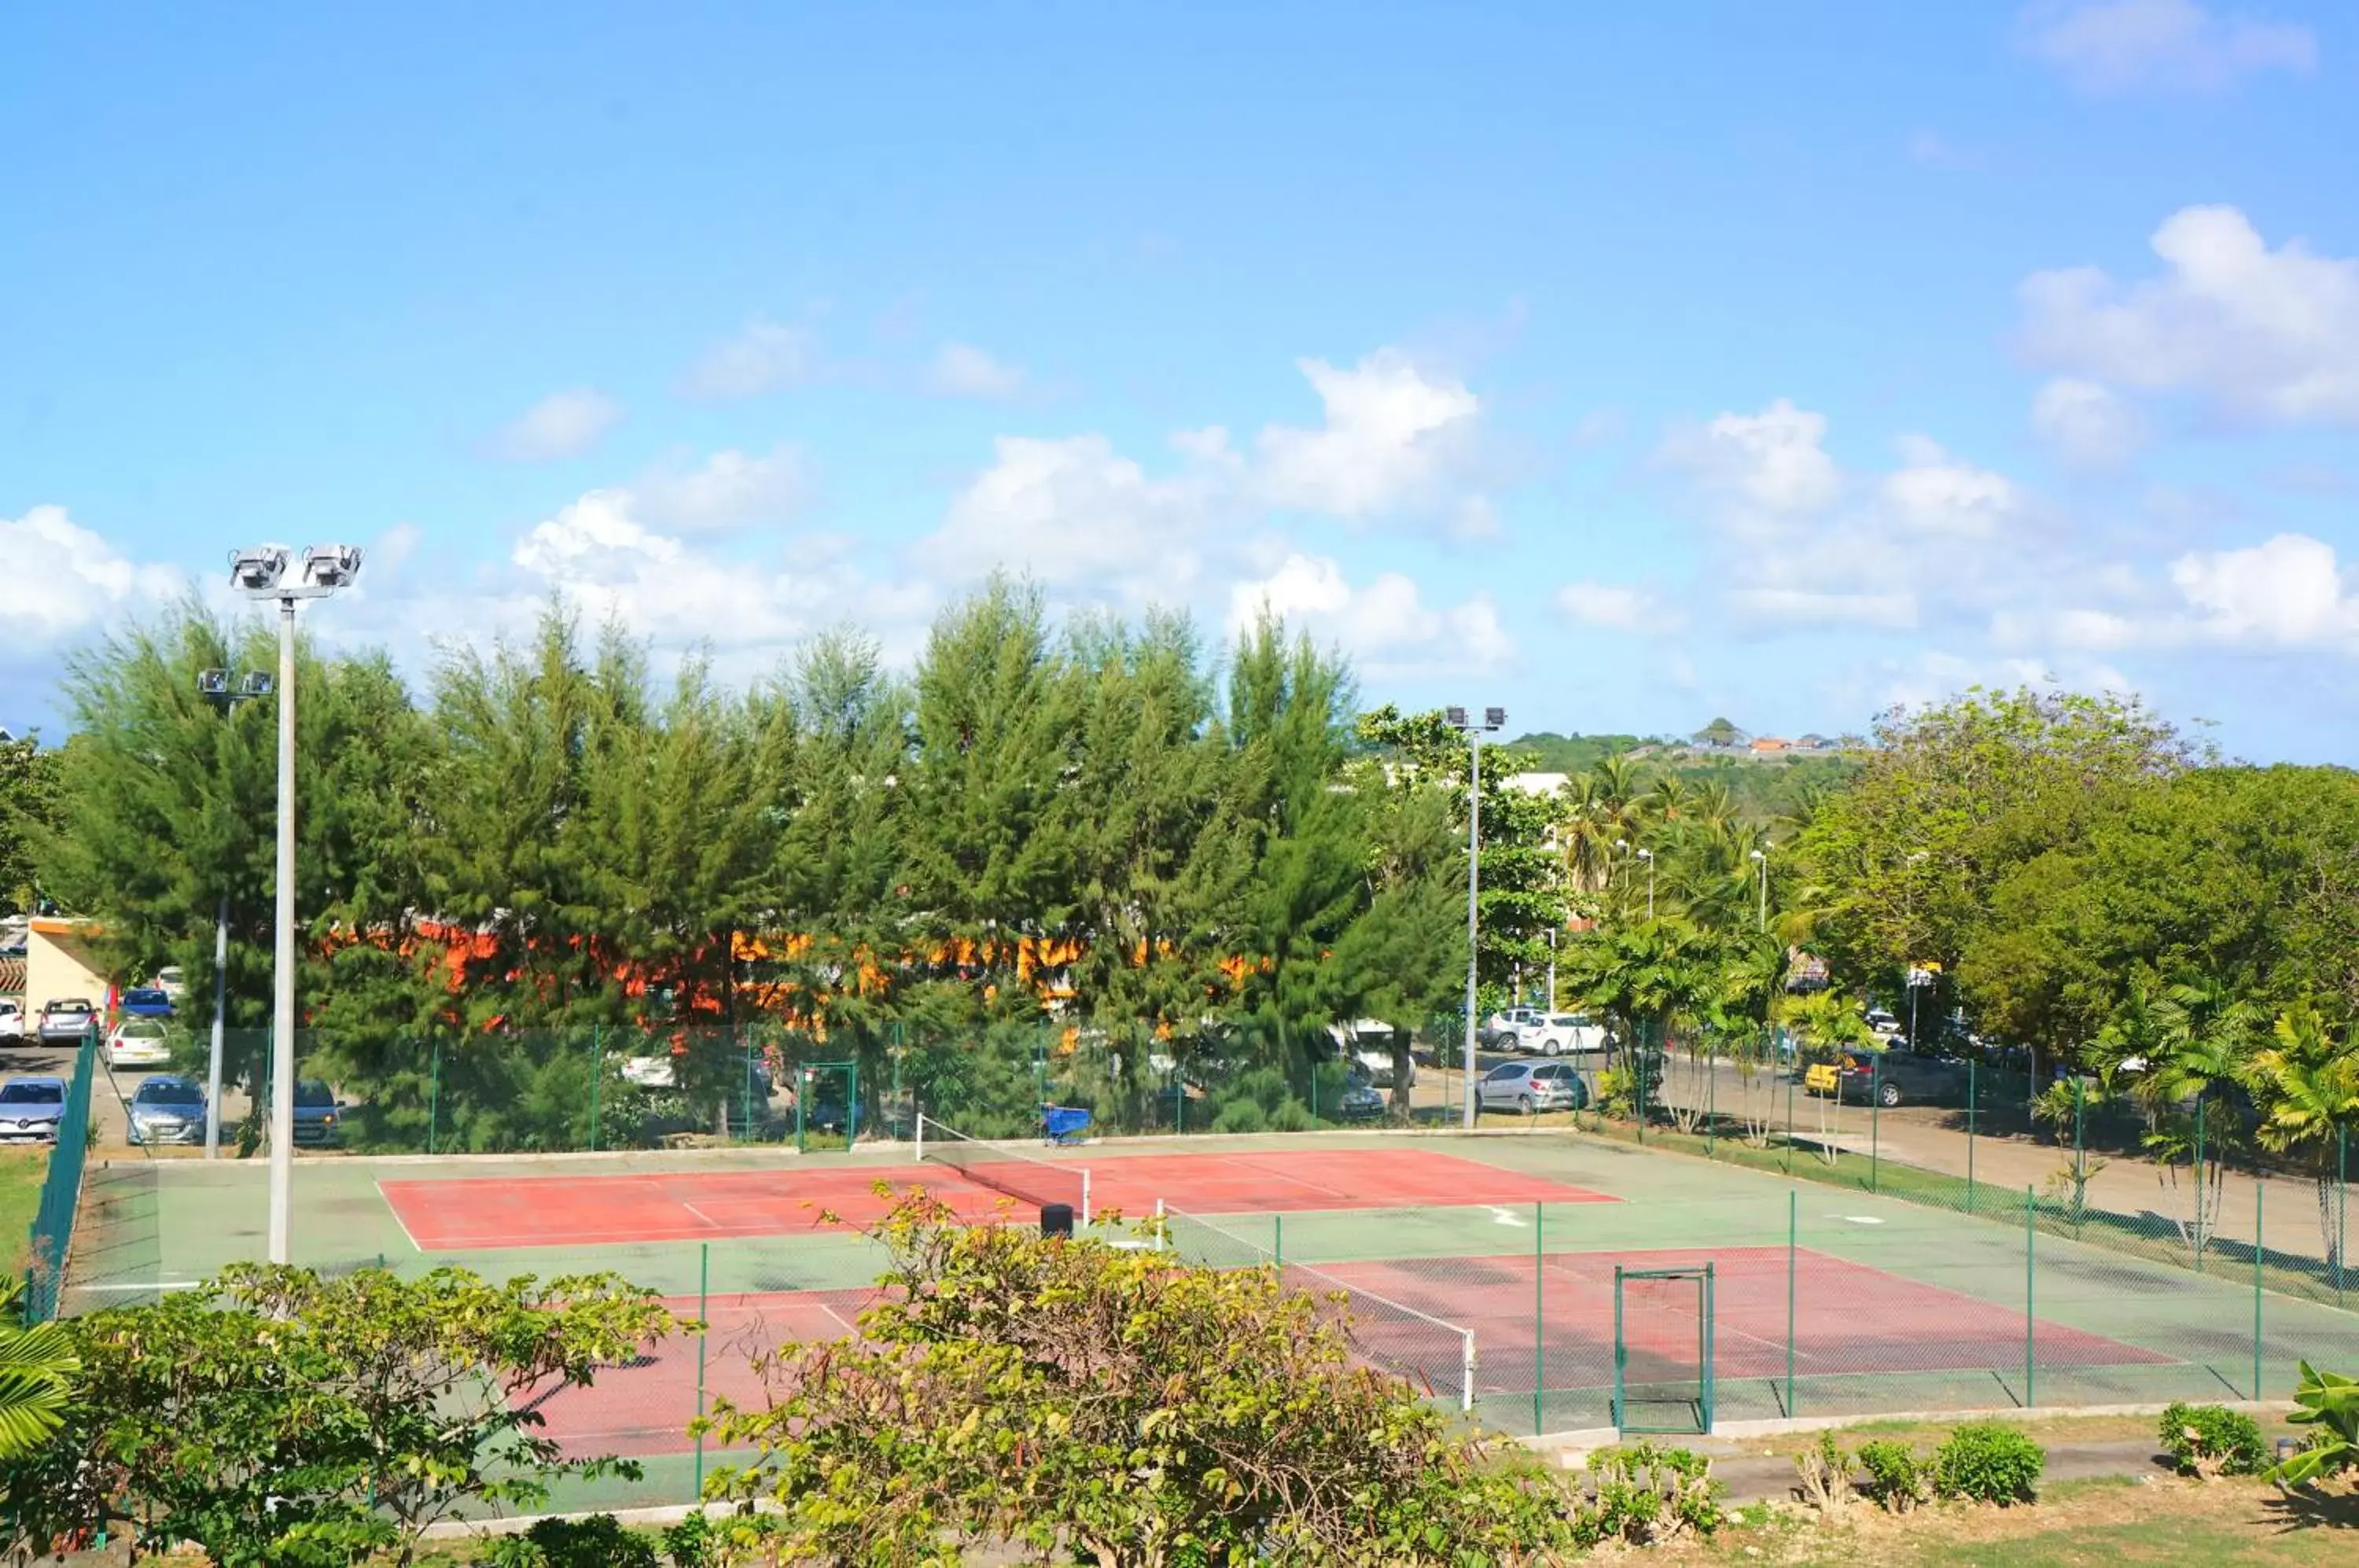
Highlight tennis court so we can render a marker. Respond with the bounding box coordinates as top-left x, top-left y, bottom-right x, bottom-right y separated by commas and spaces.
65, 1122, 2359, 1479
377, 1144, 1617, 1250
